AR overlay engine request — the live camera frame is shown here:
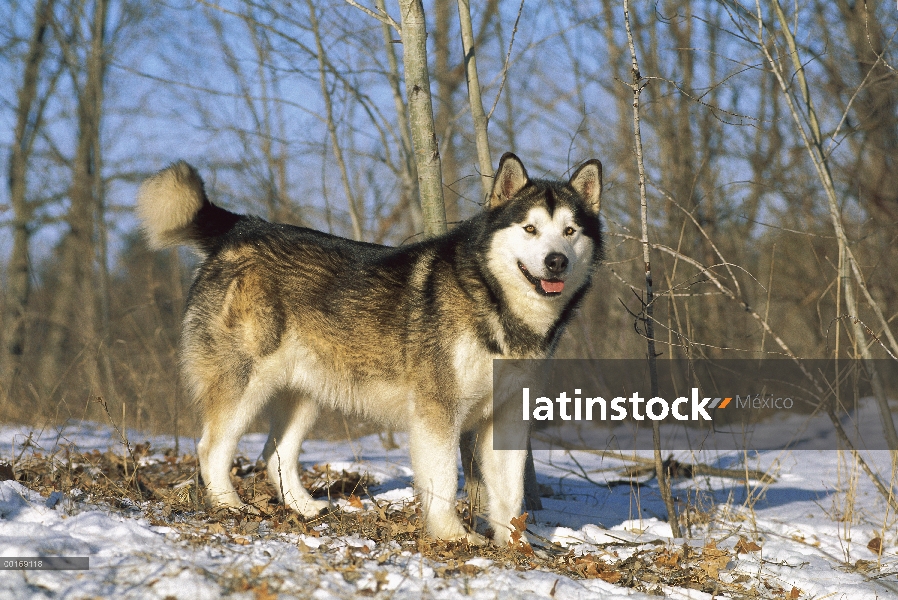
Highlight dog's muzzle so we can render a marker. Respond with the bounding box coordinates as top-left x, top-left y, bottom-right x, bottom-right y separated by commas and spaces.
518, 253, 568, 296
